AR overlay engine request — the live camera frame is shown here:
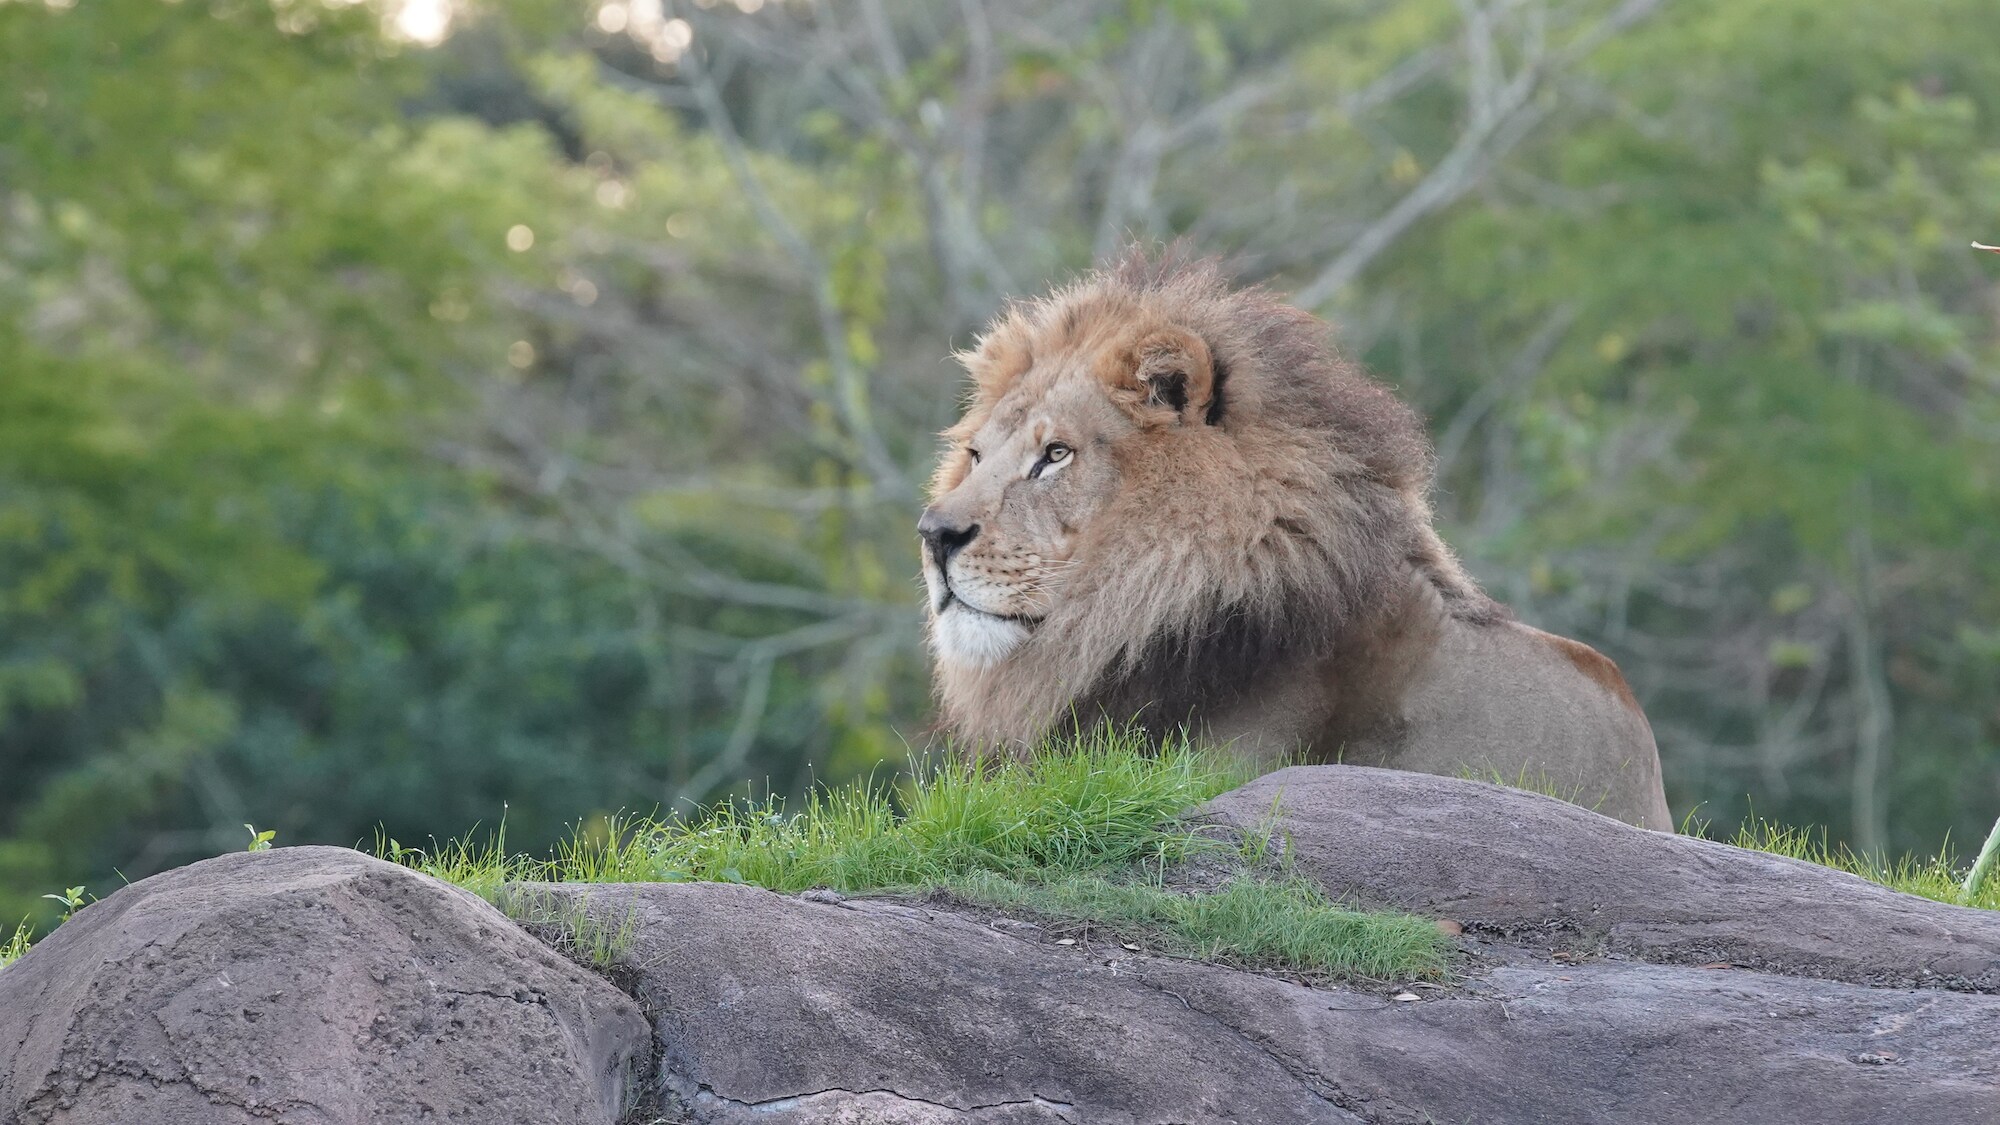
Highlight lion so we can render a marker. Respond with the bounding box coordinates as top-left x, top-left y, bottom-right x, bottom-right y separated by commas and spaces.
917, 249, 1673, 831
